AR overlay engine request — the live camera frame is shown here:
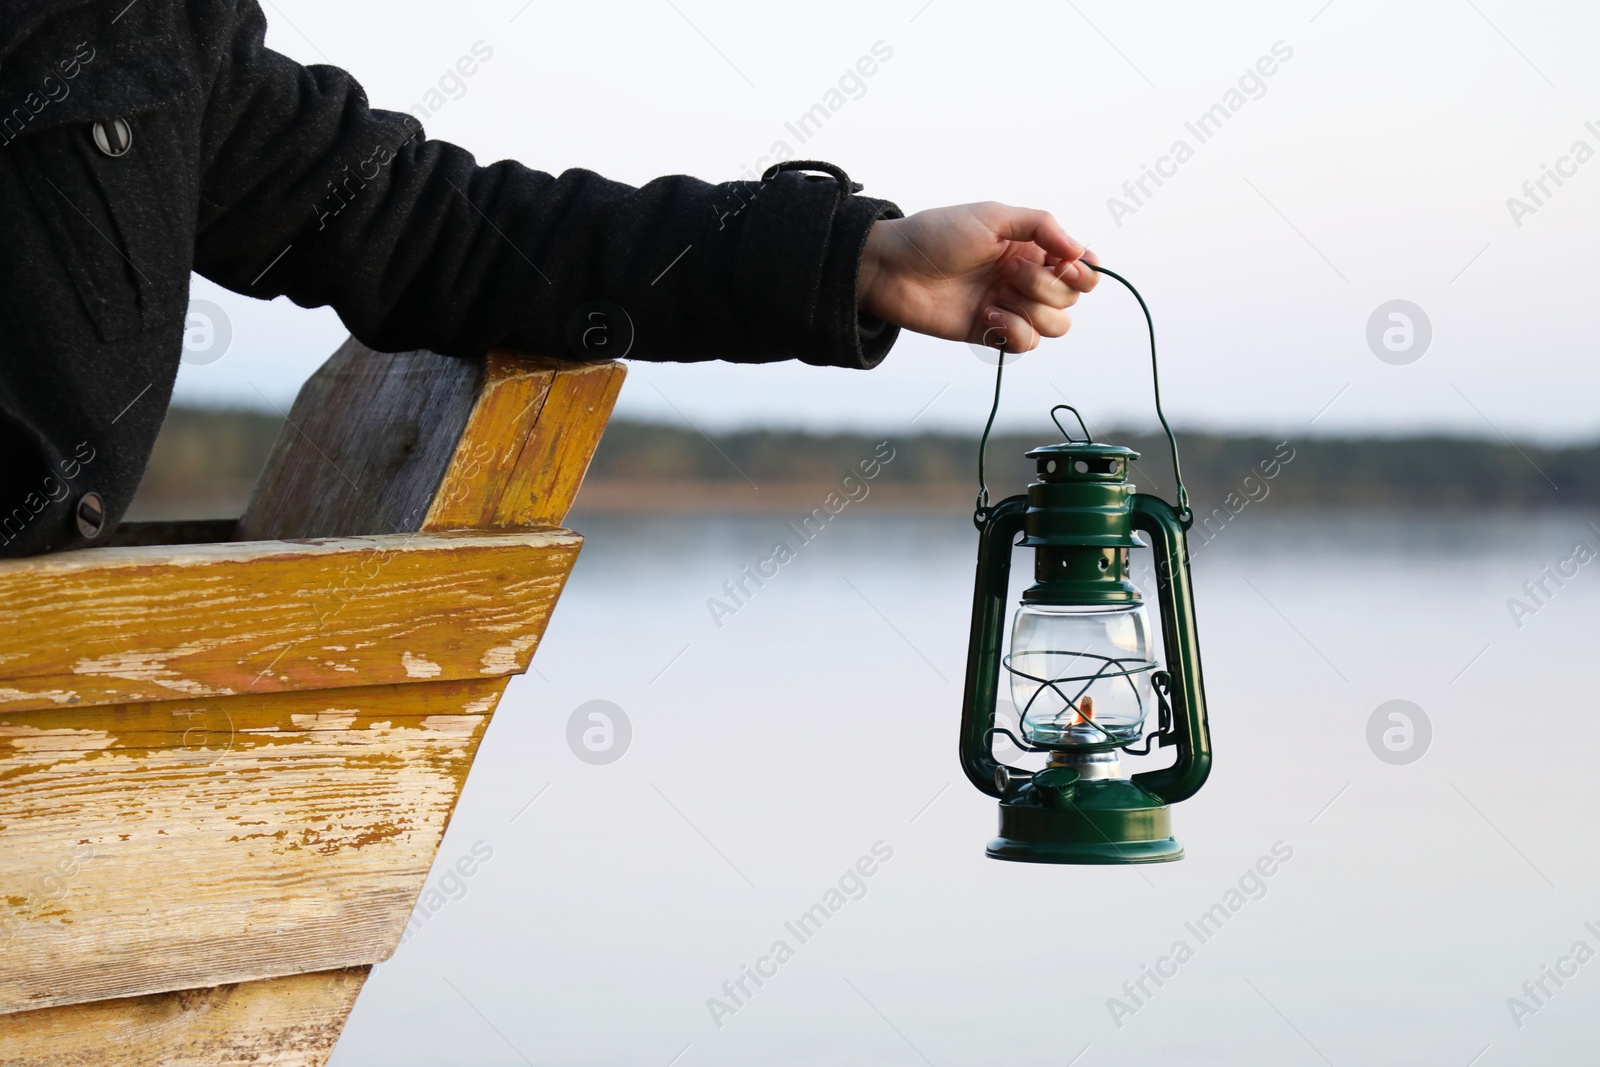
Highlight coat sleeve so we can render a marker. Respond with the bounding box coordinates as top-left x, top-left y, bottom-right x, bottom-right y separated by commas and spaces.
189, 2, 902, 368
